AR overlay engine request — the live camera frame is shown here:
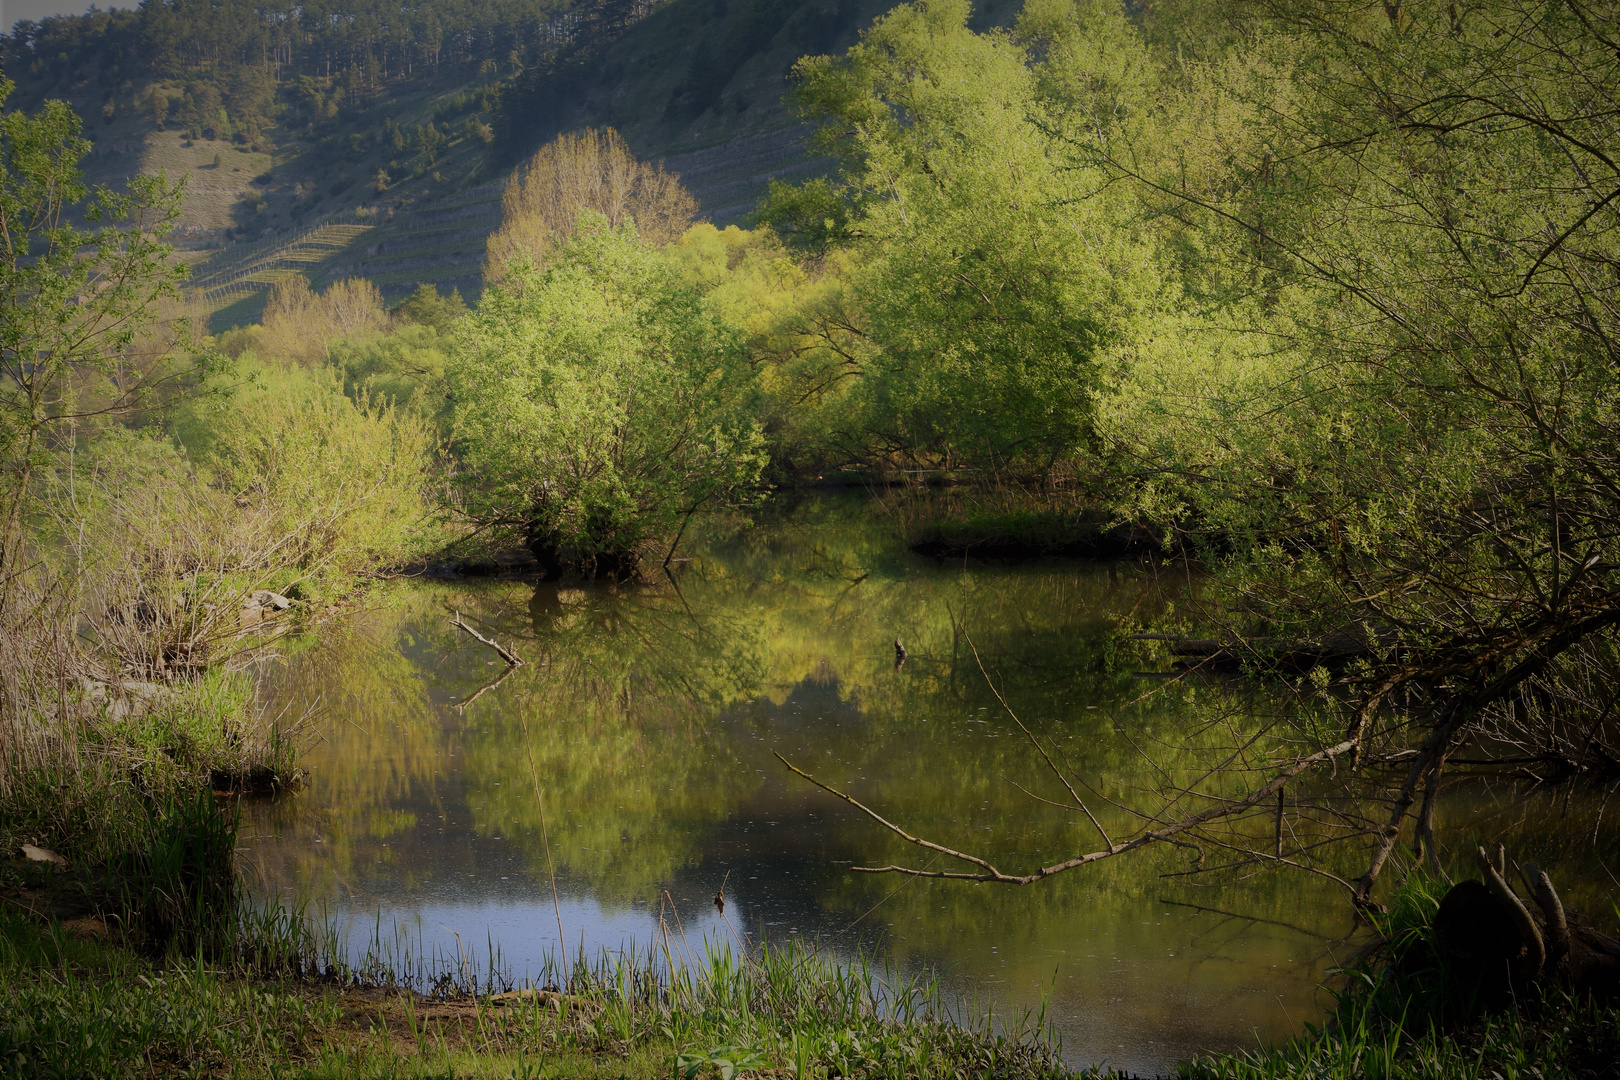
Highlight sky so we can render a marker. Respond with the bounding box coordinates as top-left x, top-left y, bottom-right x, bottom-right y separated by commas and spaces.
3, 0, 132, 34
